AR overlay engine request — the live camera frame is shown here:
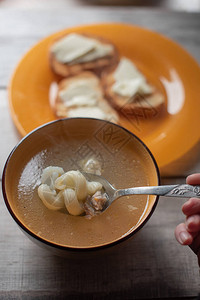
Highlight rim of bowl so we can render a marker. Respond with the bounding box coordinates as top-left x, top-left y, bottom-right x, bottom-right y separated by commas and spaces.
2, 117, 161, 252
